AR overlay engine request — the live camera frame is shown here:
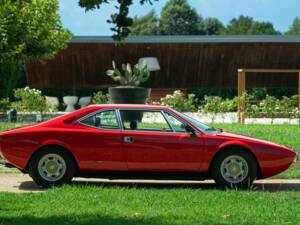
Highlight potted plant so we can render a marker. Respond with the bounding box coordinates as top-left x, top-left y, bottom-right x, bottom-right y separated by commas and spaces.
106, 61, 151, 104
